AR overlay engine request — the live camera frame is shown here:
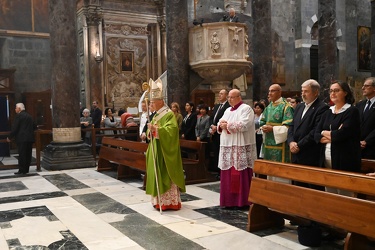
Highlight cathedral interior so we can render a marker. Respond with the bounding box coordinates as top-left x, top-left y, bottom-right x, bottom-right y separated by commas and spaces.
0, 0, 373, 249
